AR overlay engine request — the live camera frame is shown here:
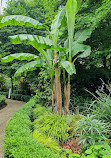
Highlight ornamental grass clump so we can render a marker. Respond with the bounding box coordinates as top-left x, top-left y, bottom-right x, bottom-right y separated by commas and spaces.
34, 113, 69, 142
